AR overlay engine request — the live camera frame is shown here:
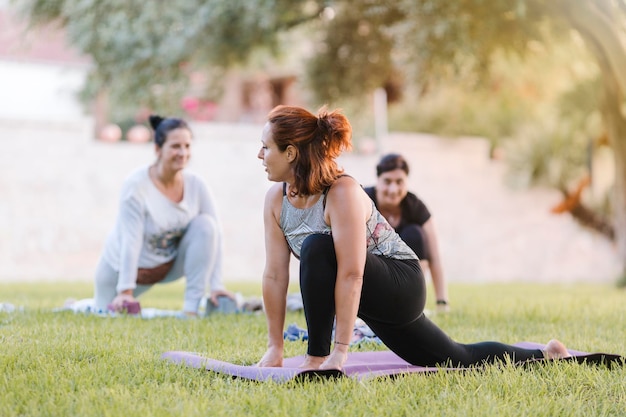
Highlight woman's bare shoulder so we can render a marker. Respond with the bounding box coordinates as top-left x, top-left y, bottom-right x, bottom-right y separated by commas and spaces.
326, 175, 372, 221
331, 174, 367, 195
328, 175, 370, 204
333, 174, 361, 188
264, 182, 285, 207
